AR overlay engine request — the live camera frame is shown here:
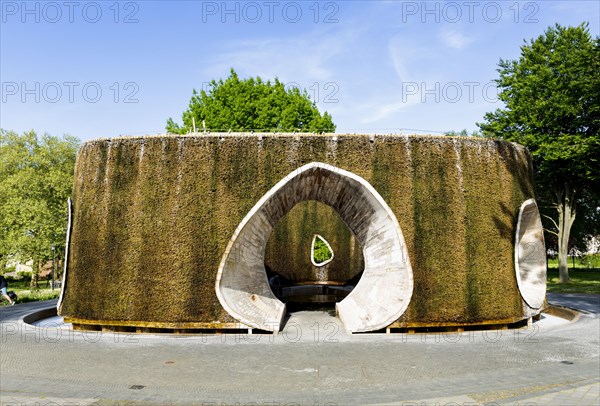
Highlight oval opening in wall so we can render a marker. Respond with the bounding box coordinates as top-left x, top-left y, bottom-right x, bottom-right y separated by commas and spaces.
311, 234, 334, 267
